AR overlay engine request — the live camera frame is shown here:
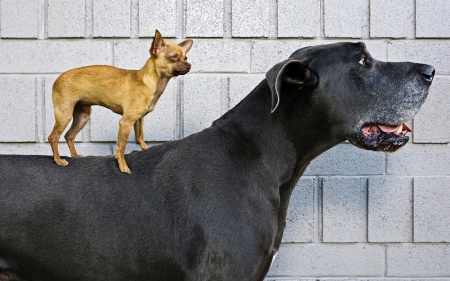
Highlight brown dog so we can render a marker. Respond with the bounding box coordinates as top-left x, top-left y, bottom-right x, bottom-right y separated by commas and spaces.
48, 30, 193, 174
